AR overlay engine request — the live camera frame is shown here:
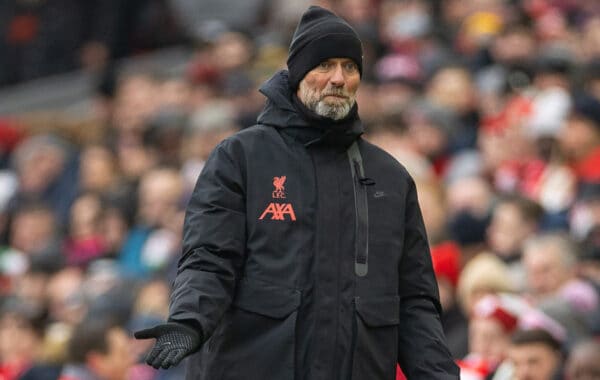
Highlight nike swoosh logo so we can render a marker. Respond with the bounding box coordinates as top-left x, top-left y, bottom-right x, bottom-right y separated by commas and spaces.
374, 191, 385, 198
